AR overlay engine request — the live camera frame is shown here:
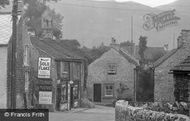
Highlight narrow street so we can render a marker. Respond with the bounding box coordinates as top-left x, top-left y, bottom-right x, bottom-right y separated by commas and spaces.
49, 105, 115, 121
